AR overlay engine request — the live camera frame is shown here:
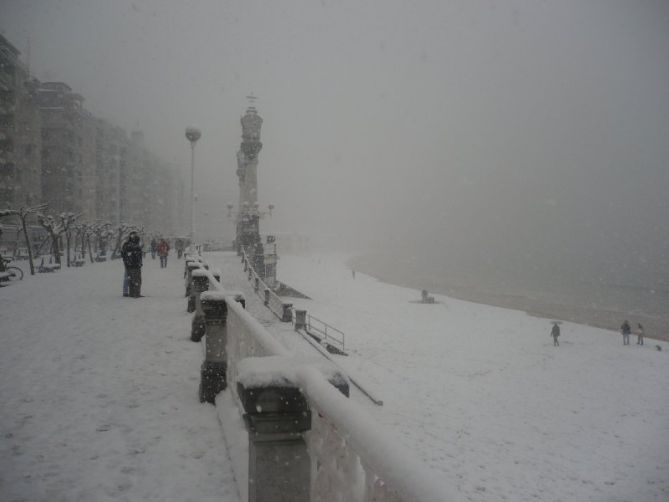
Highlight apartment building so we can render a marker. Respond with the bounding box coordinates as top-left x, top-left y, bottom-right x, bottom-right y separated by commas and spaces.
36, 81, 85, 215
0, 34, 42, 208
